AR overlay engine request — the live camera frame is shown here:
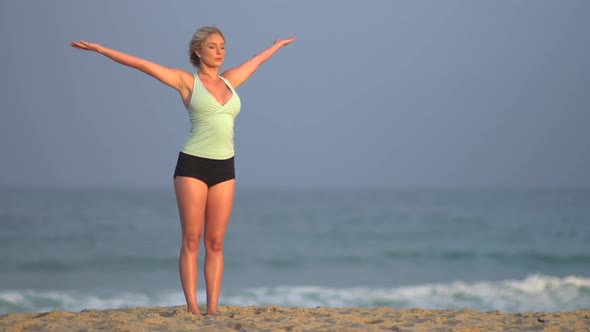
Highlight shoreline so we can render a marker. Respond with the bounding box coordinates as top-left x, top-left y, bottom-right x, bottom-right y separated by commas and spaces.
1, 305, 589, 331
